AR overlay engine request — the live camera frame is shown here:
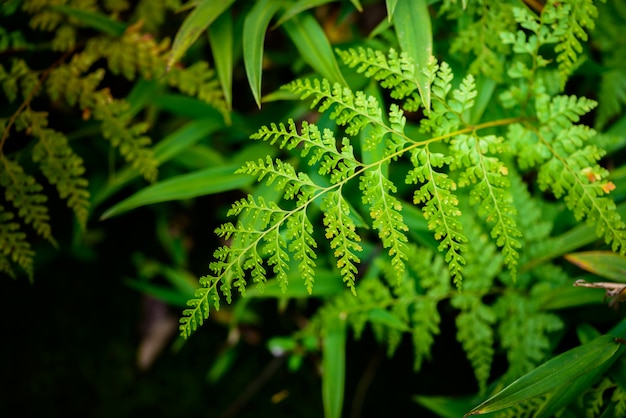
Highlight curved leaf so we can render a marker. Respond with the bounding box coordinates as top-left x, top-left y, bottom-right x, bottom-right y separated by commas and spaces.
208, 11, 234, 109
283, 13, 347, 86
465, 335, 624, 416
101, 164, 252, 219
50, 5, 126, 36
392, 0, 433, 111
243, 0, 284, 108
167, 0, 235, 70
